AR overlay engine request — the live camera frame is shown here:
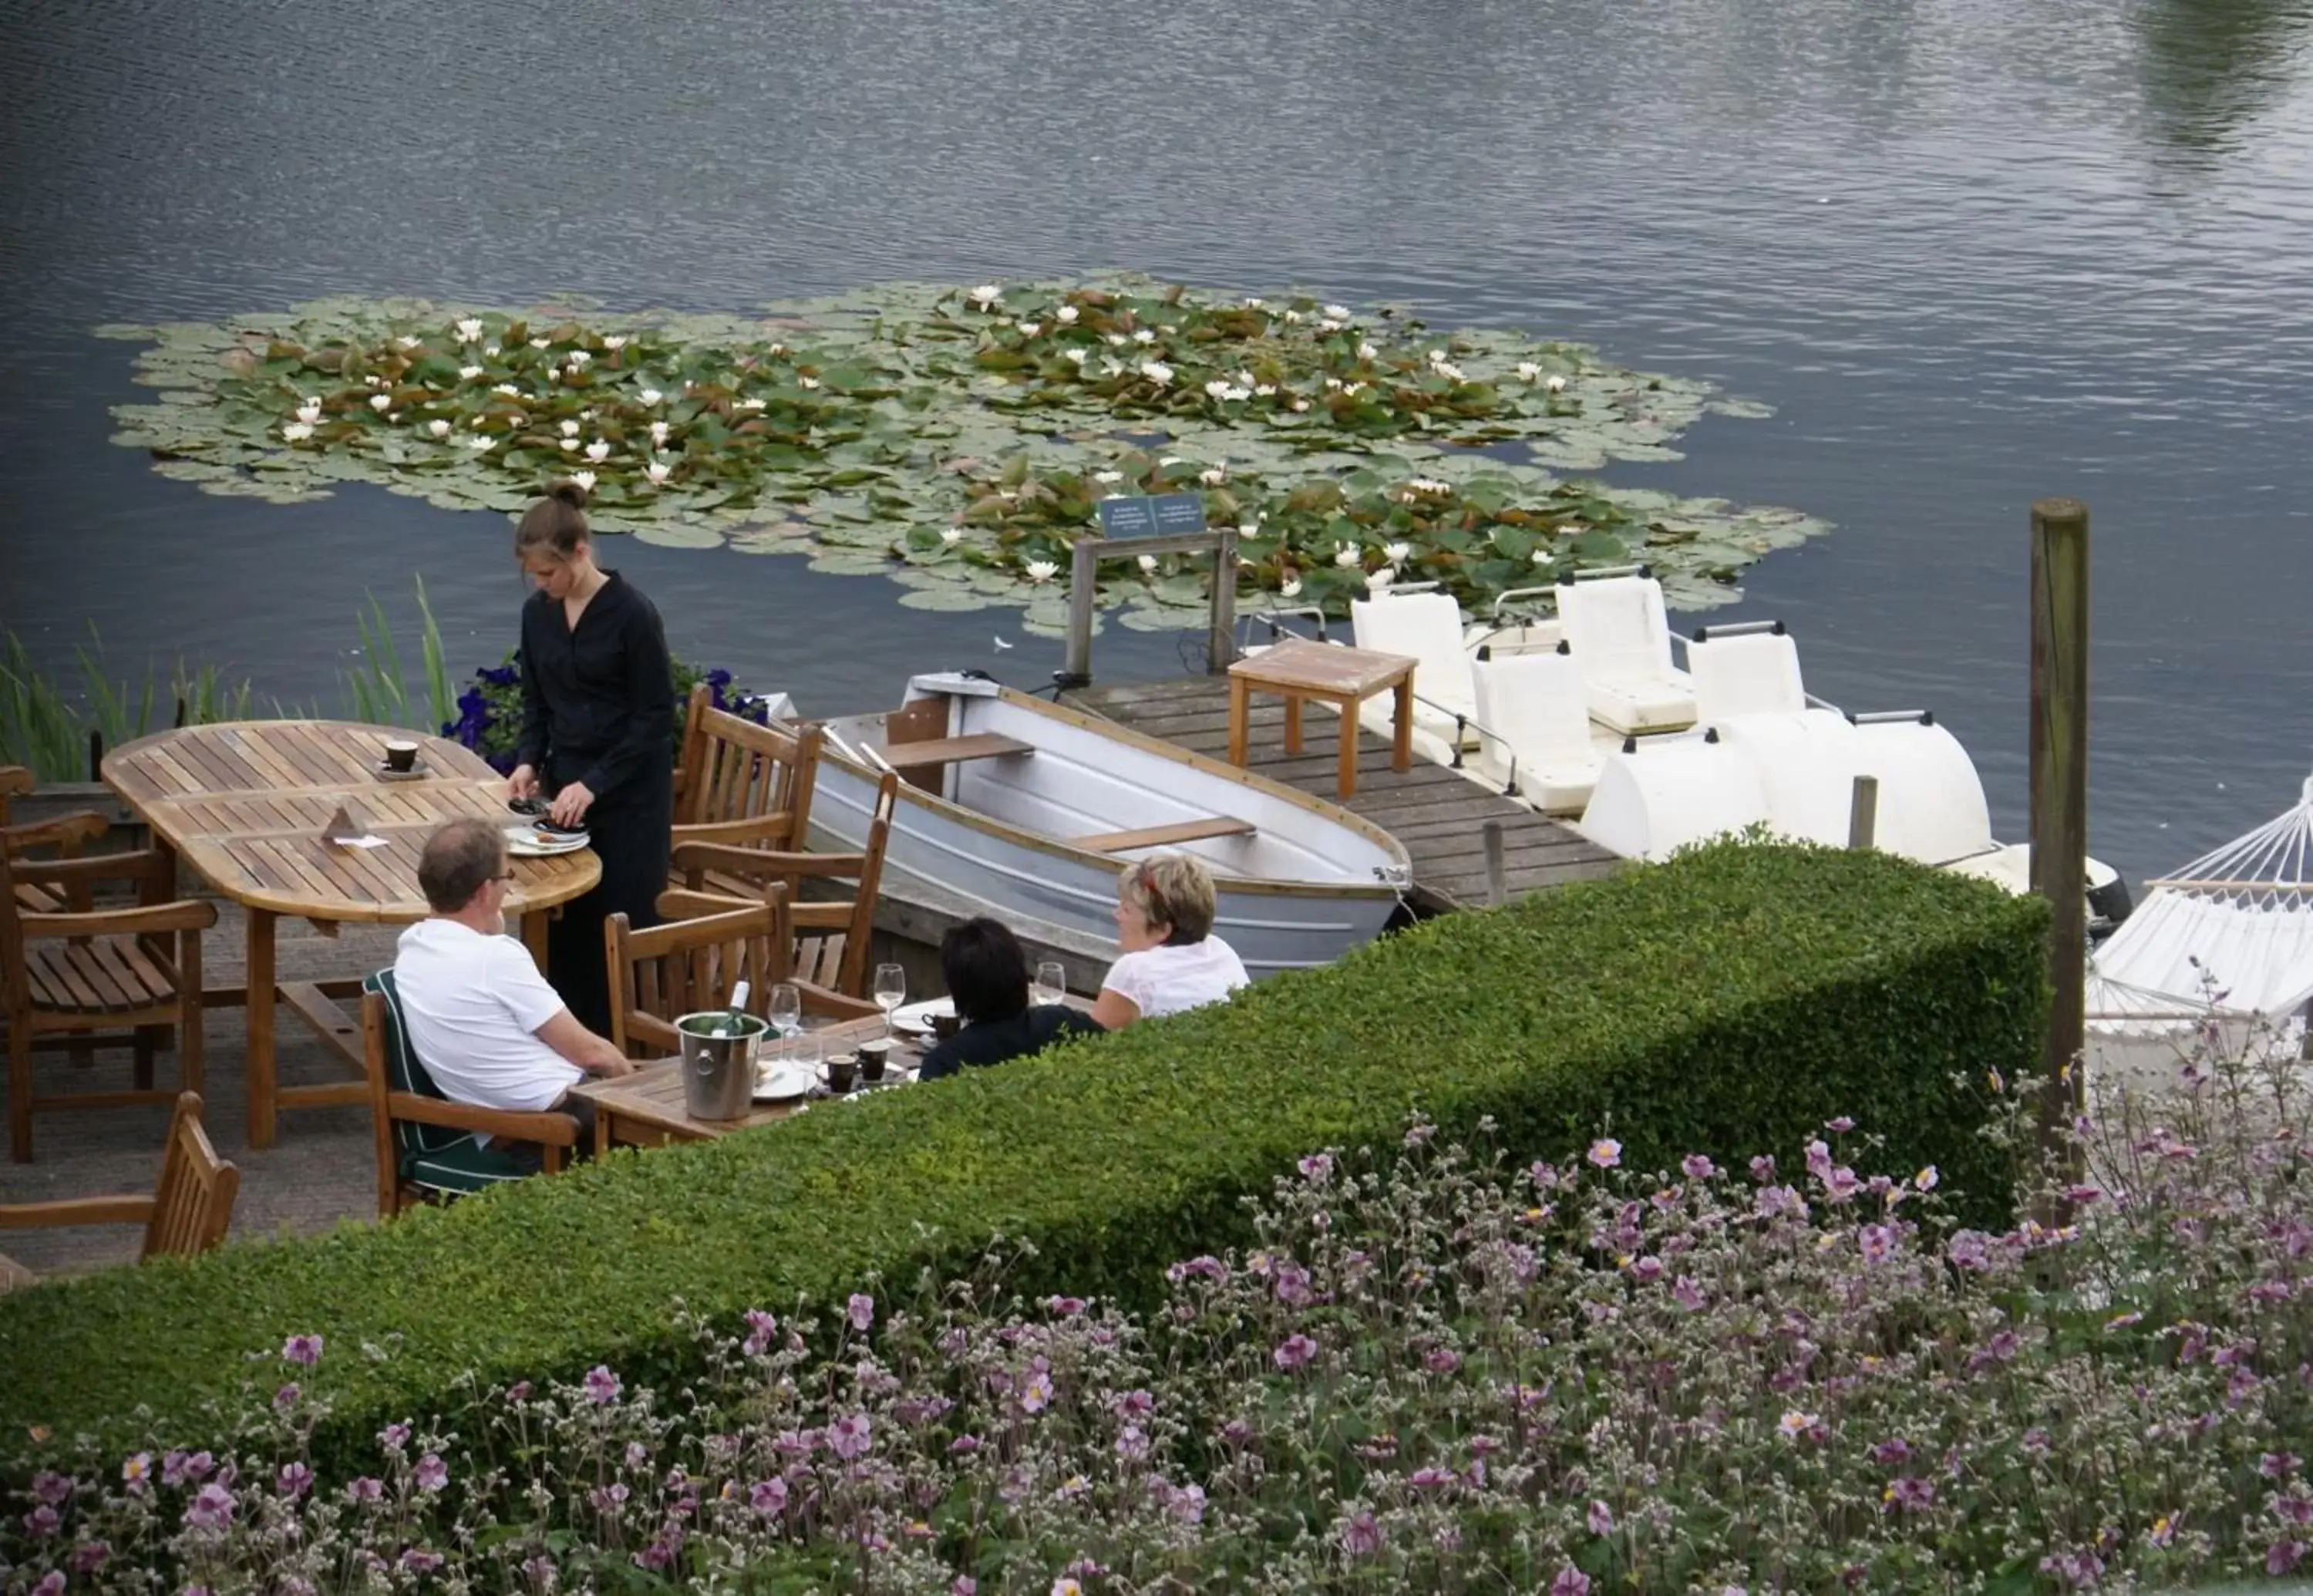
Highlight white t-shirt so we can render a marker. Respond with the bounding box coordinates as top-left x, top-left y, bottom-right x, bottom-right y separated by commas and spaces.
392, 919, 581, 1112
1100, 936, 1250, 1020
